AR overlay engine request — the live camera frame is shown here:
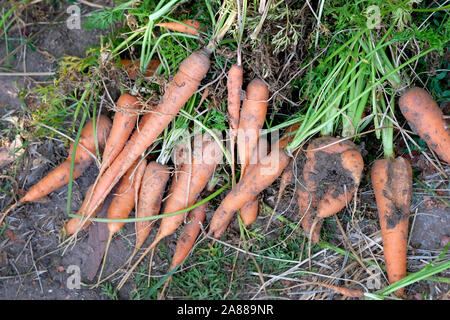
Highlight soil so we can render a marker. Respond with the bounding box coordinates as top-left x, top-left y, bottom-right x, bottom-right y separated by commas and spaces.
410, 199, 450, 250
0, 2, 123, 300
